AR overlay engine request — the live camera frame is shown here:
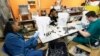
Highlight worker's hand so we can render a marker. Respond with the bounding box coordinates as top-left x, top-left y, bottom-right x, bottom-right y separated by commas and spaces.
38, 43, 48, 51
33, 31, 39, 39
37, 38, 42, 43
75, 23, 83, 31
78, 30, 83, 33
75, 25, 82, 31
